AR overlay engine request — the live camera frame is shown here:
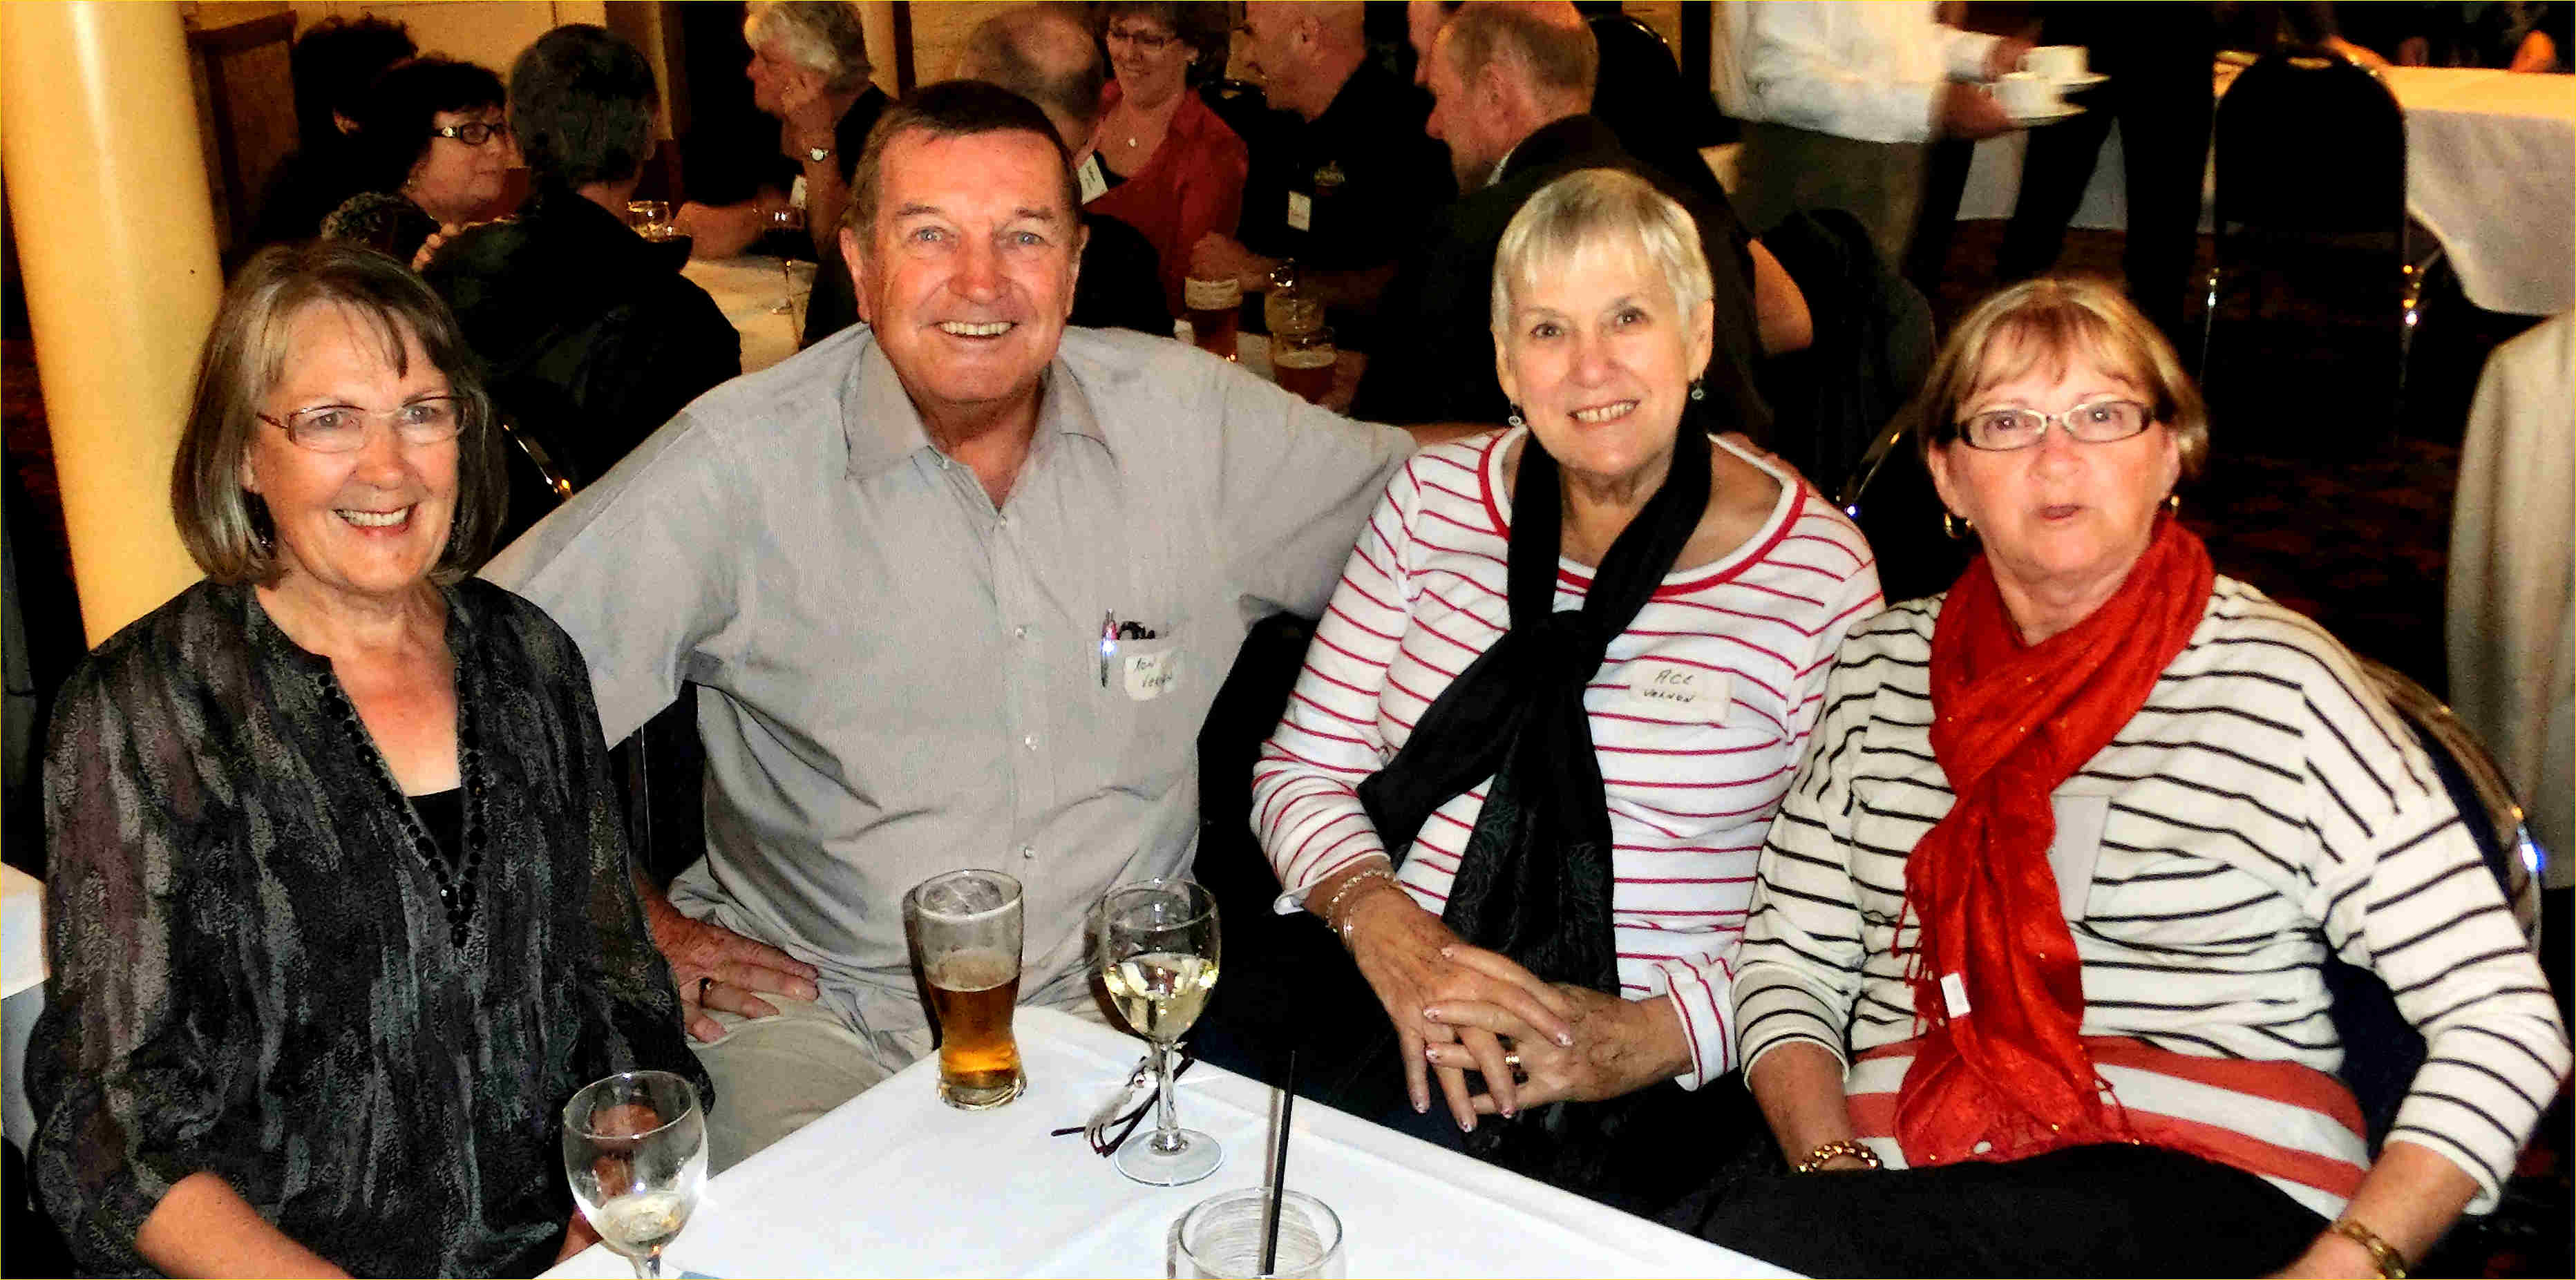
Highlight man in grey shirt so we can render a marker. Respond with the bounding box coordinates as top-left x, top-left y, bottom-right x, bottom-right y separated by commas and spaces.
486, 81, 1414, 1169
